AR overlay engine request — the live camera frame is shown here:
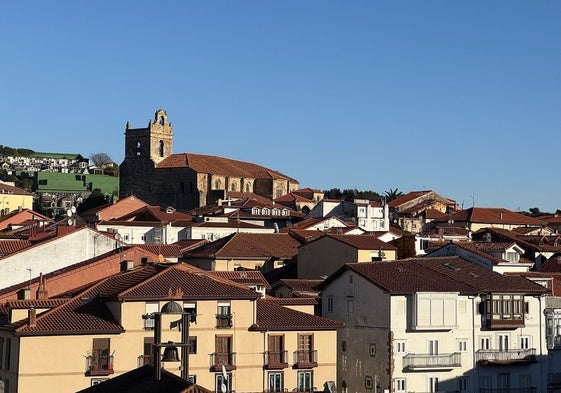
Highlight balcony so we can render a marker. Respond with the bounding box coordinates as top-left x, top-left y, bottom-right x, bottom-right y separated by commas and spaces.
216, 313, 233, 329
210, 352, 236, 372
476, 348, 536, 366
264, 350, 289, 370
85, 354, 114, 376
486, 316, 525, 329
293, 350, 318, 369
403, 353, 461, 371
480, 389, 536, 393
